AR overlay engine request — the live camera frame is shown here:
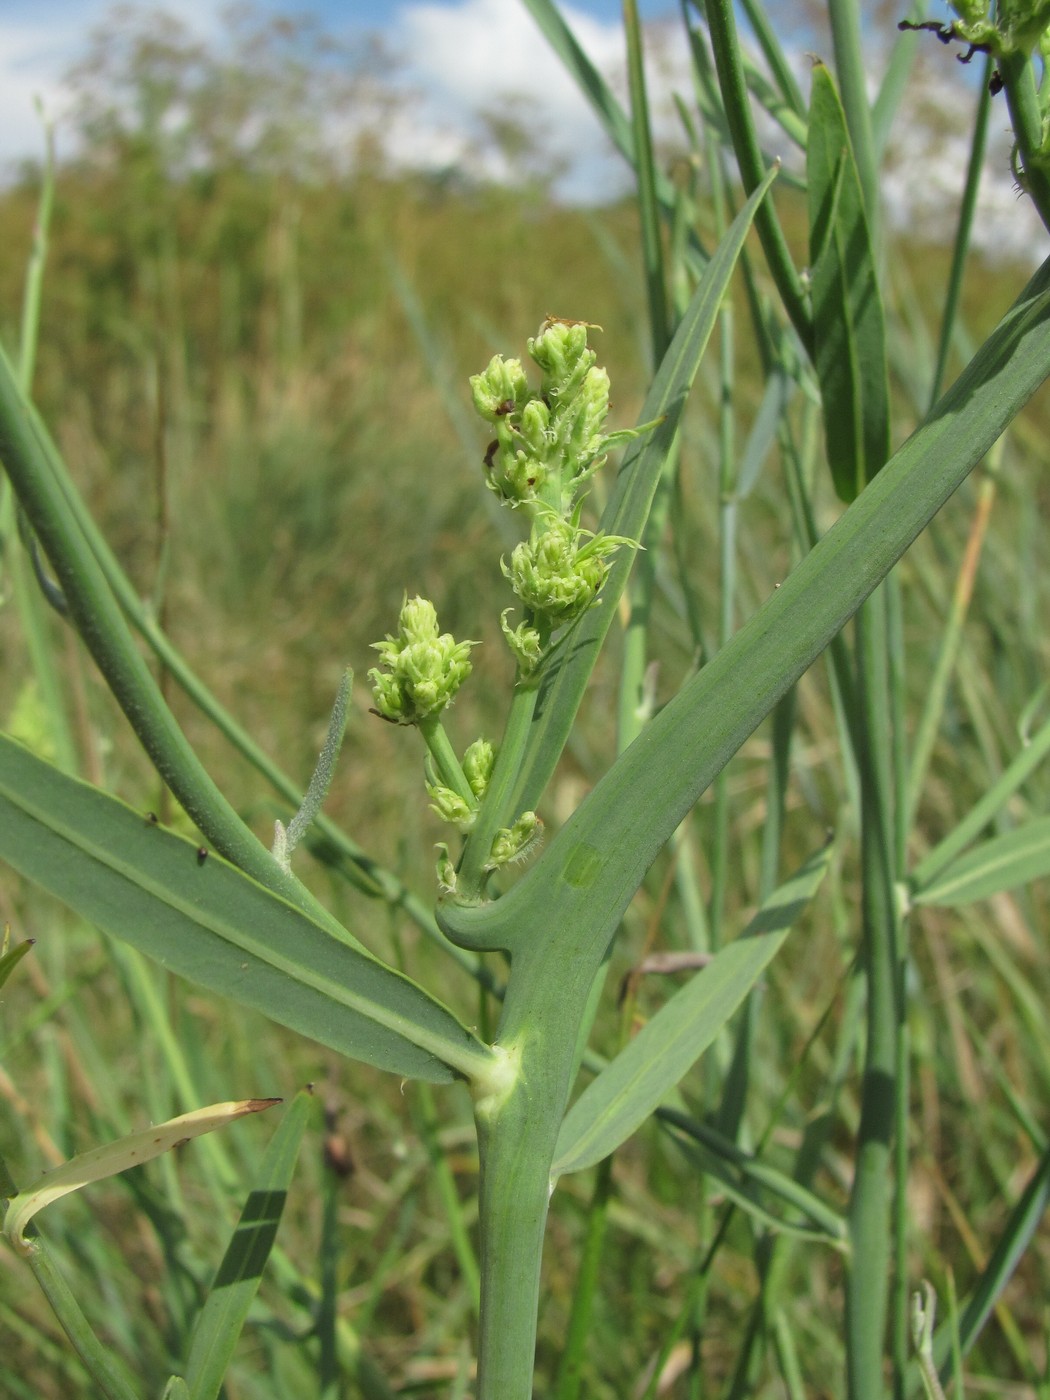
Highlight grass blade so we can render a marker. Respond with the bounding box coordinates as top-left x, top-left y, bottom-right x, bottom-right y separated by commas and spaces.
808, 61, 890, 503
4, 1100, 280, 1253
551, 845, 831, 1178
911, 816, 1050, 906
16, 1235, 141, 1400
182, 1091, 313, 1400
